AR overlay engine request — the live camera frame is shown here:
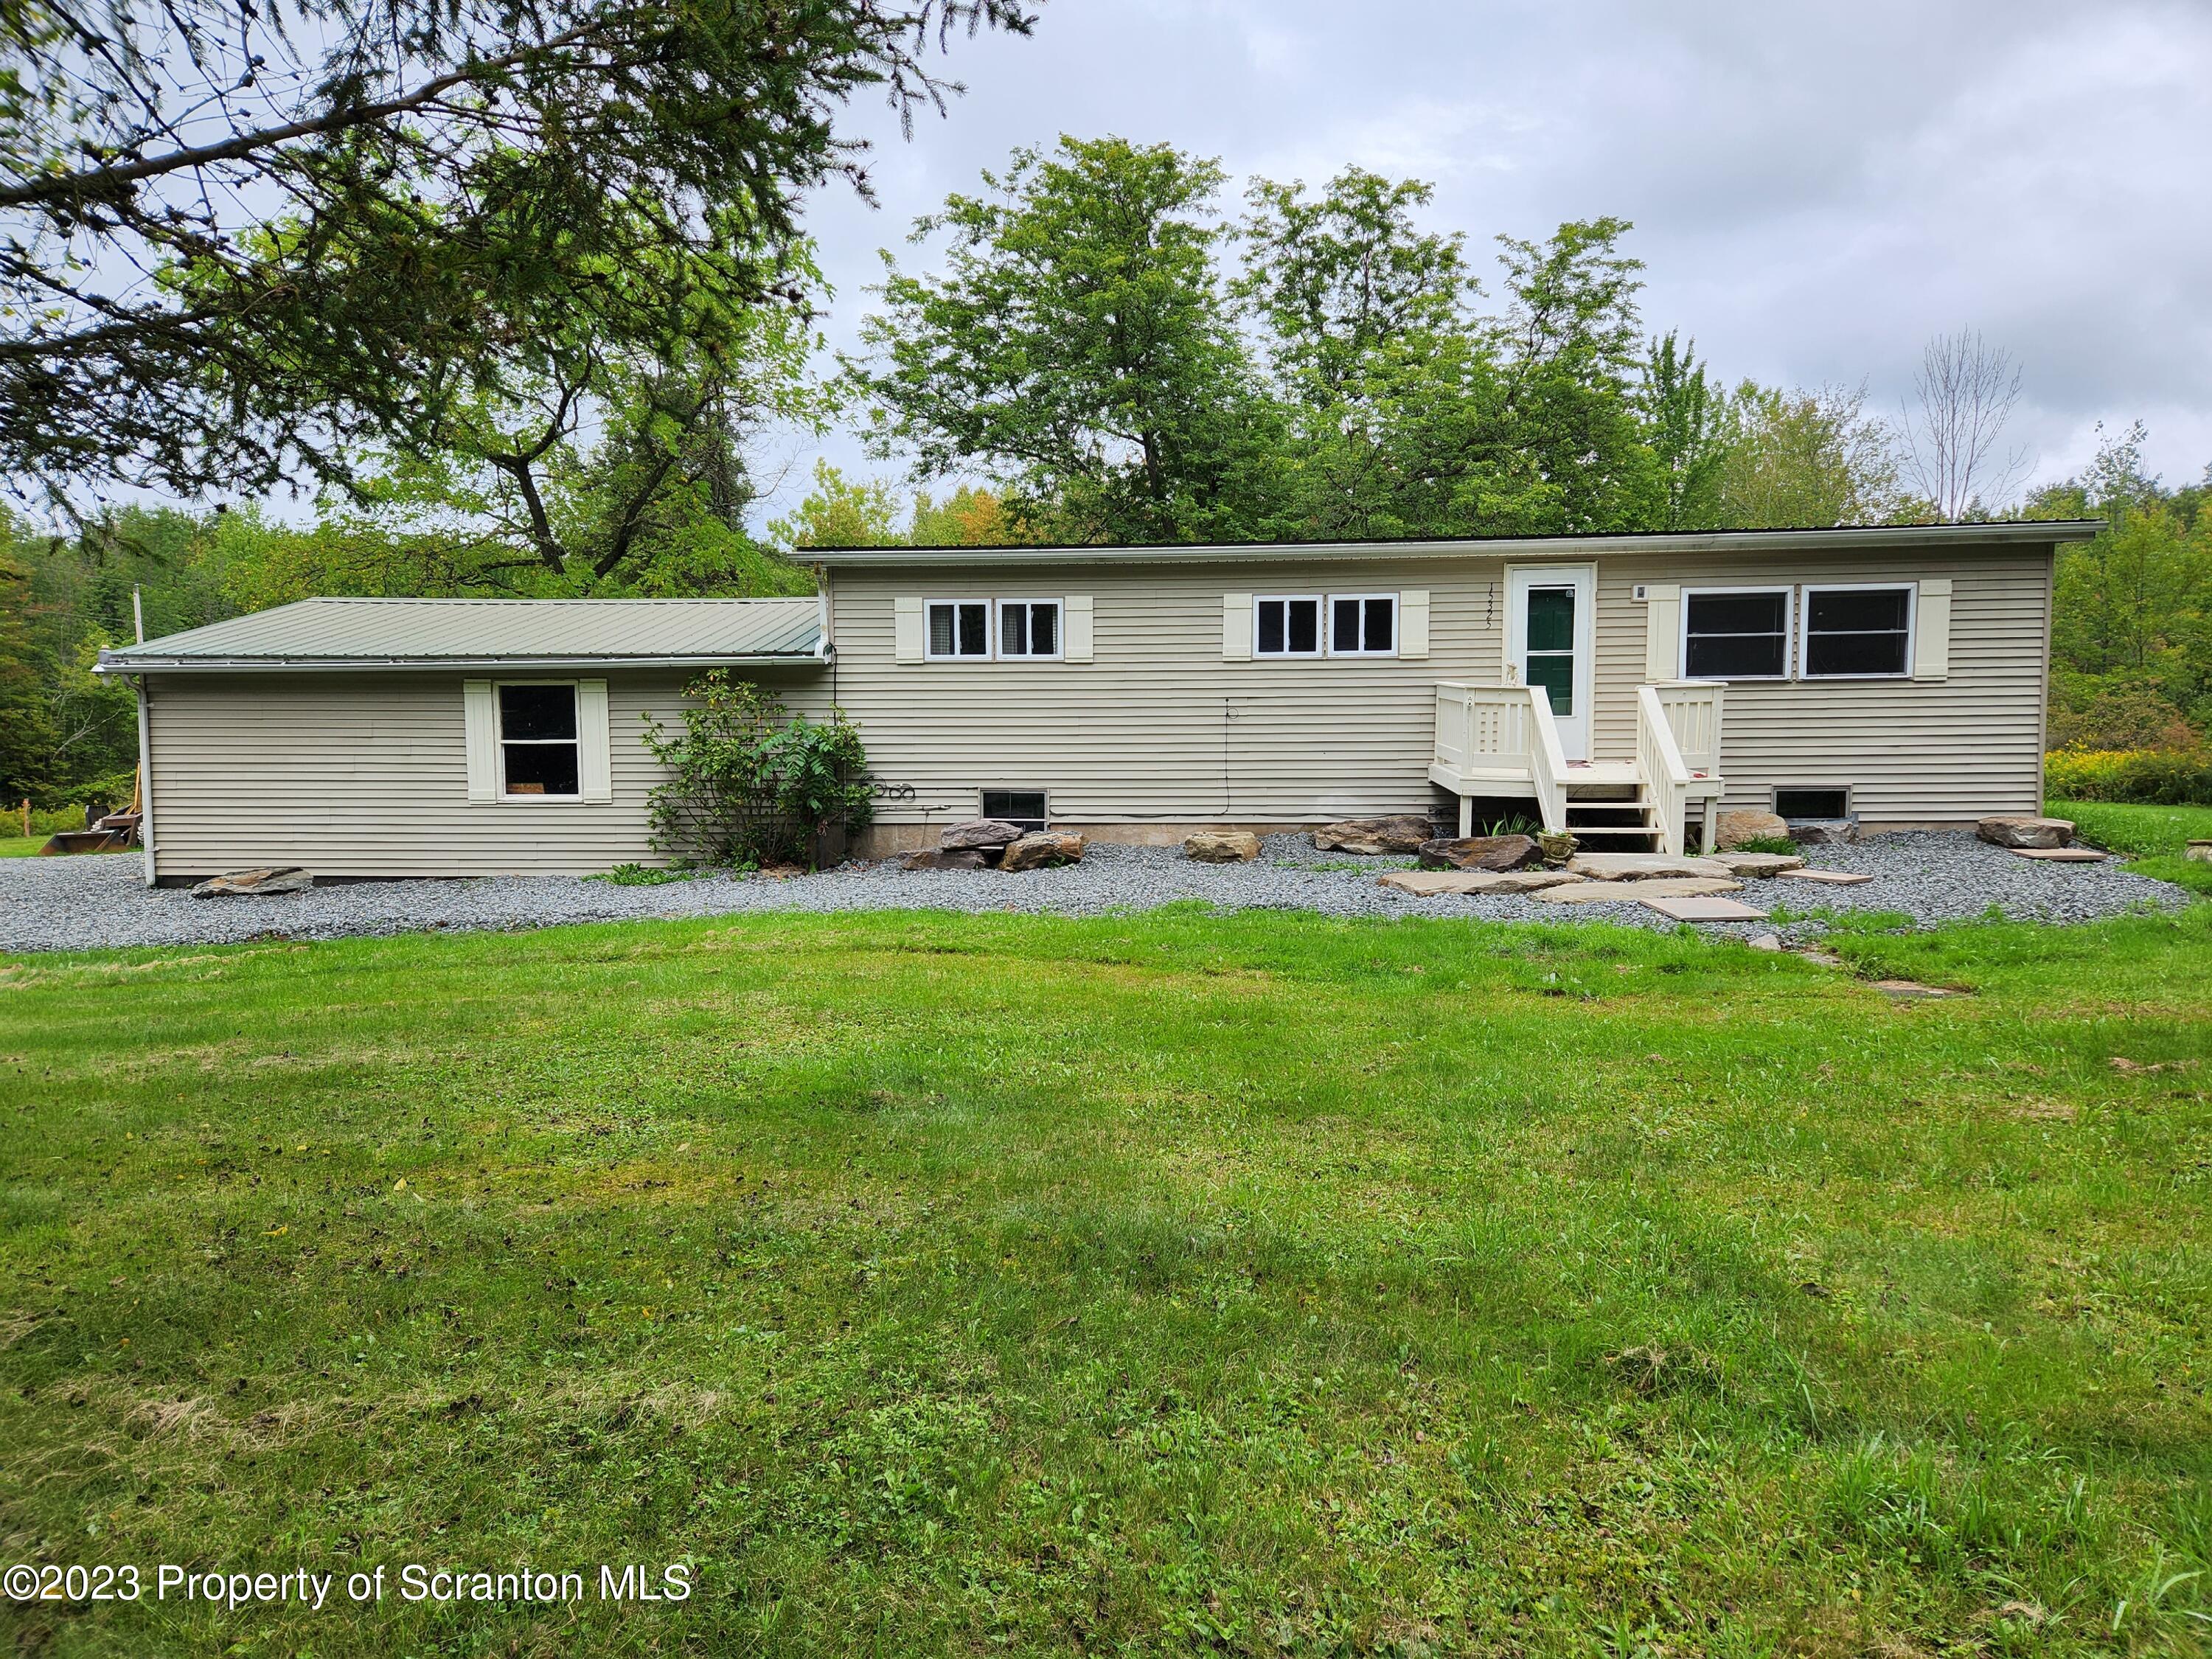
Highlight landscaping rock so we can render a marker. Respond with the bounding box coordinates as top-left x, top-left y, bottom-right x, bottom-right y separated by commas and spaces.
1640, 894, 1770, 922
1377, 868, 1579, 897
1535, 831, 1578, 865
2009, 846, 2107, 862
1747, 933, 1784, 951
900, 848, 990, 871
1537, 876, 1742, 902
1779, 868, 1874, 886
1416, 833, 1537, 872
1978, 815, 2075, 850
1312, 815, 1438, 855
1183, 830, 1262, 863
1705, 851, 1806, 878
189, 866, 312, 898
2189, 841, 2212, 863
1715, 810, 1790, 849
1567, 852, 1736, 882
1790, 819, 1858, 846
939, 818, 1026, 852
1000, 832, 1086, 872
